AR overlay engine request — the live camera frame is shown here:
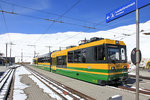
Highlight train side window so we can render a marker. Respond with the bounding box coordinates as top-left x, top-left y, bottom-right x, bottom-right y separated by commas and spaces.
62, 56, 66, 65
94, 46, 105, 61
38, 58, 42, 63
68, 52, 73, 63
57, 56, 62, 65
74, 50, 82, 63
57, 56, 67, 66
81, 49, 86, 63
